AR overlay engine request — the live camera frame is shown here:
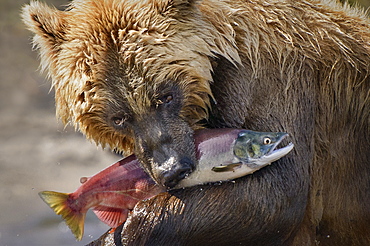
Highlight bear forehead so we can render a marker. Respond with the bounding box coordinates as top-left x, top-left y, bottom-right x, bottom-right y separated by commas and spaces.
58, 0, 217, 87
62, 0, 197, 50
65, 0, 174, 42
